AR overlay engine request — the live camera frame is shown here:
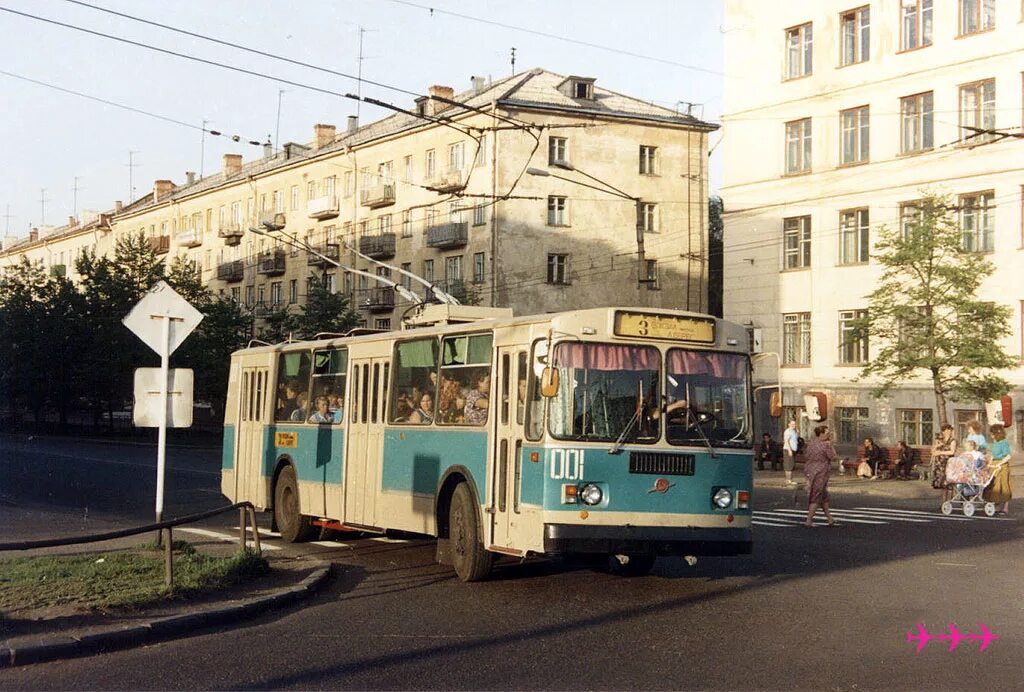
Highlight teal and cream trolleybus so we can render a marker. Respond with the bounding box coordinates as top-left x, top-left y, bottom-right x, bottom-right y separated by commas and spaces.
221, 306, 753, 581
